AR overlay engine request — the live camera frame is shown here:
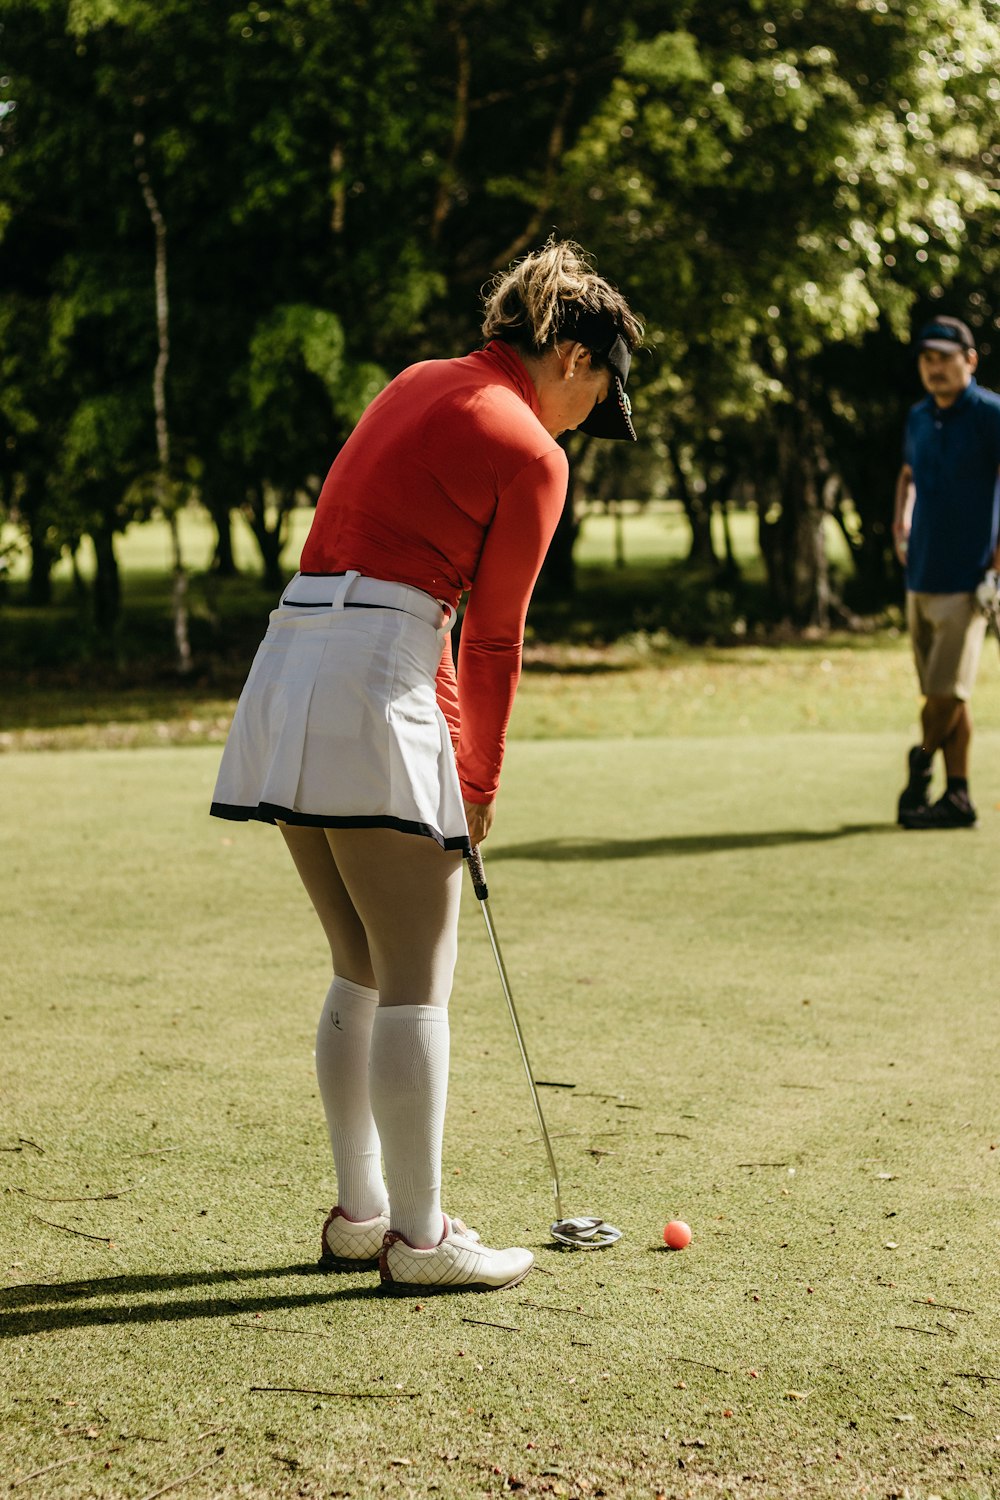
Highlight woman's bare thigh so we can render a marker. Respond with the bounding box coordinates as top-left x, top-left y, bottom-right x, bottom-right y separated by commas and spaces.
278, 823, 375, 987
325, 827, 463, 1006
